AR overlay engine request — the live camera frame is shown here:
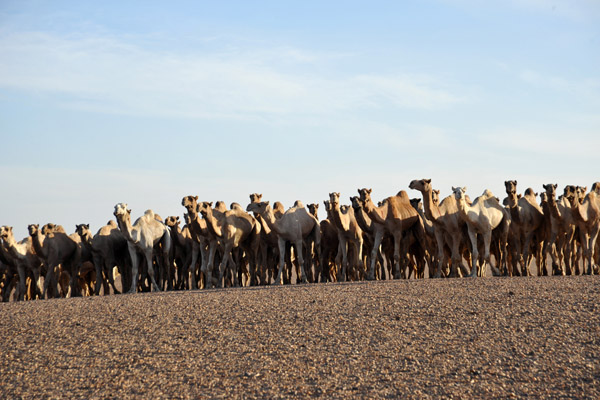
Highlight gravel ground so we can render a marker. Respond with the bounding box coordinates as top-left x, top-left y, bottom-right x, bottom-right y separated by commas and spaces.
1, 276, 599, 399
